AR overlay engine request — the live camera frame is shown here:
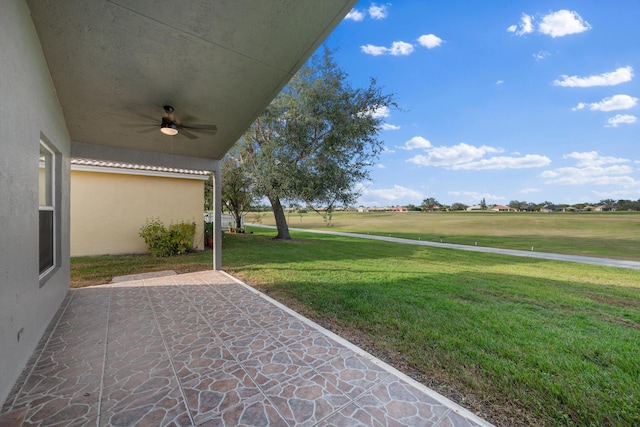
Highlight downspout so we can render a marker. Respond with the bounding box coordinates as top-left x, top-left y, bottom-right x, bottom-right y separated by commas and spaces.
212, 160, 222, 270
